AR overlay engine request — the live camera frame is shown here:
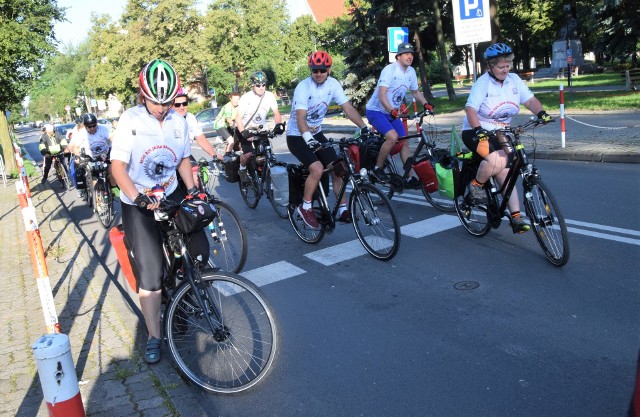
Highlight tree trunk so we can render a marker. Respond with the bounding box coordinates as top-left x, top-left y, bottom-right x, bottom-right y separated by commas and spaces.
413, 32, 434, 101
0, 112, 17, 175
431, 0, 456, 101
